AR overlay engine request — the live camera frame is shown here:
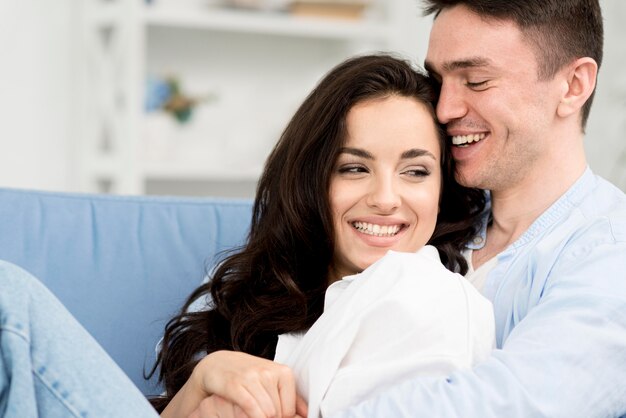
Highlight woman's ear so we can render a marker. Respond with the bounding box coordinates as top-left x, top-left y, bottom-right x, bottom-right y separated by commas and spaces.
556, 57, 598, 119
